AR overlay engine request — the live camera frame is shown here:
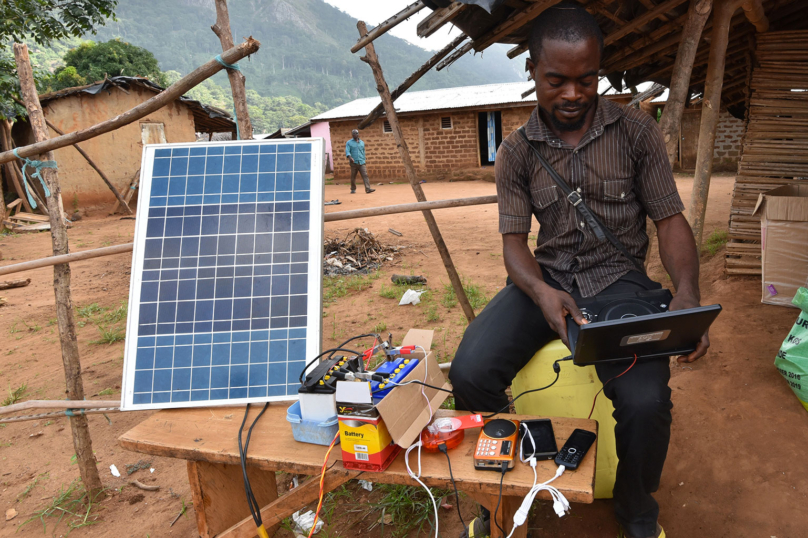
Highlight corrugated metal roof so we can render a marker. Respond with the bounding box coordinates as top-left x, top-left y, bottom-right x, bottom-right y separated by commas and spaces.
312, 82, 537, 121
